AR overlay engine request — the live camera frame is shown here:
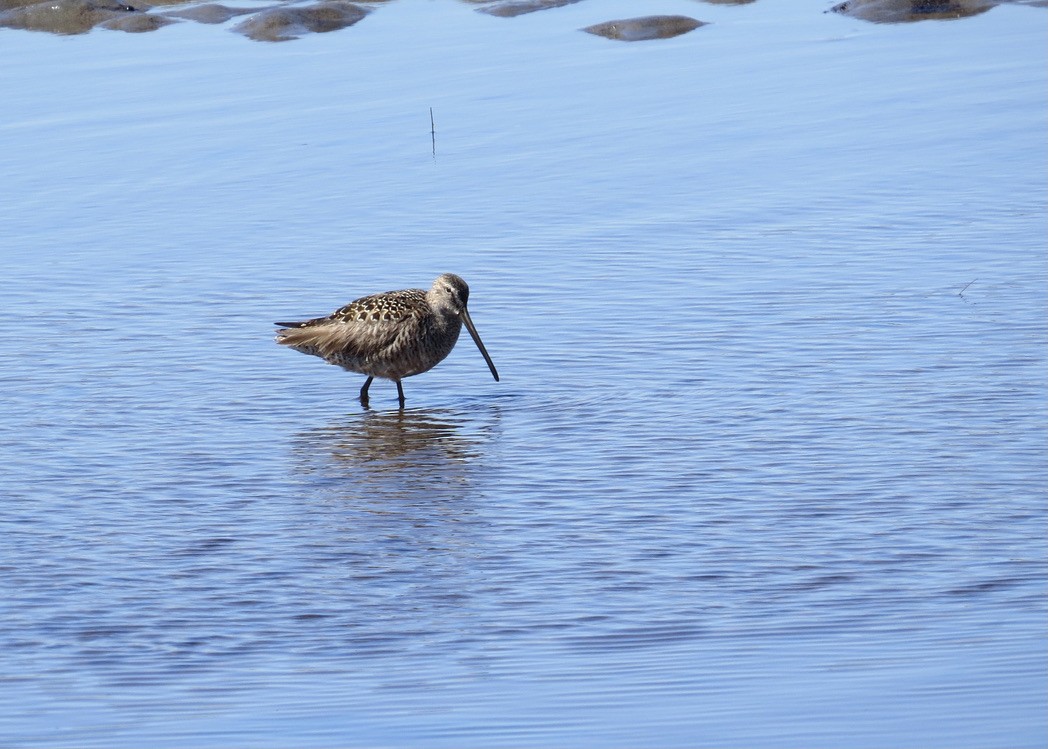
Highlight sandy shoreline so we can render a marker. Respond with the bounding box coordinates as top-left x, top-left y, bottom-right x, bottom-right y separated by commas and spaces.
1, 0, 1044, 42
